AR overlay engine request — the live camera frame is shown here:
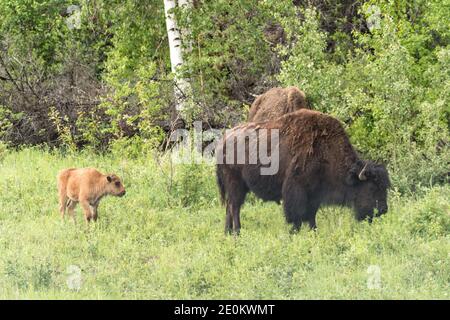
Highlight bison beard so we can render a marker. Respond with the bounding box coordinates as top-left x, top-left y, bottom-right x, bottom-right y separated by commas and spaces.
216, 109, 390, 234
